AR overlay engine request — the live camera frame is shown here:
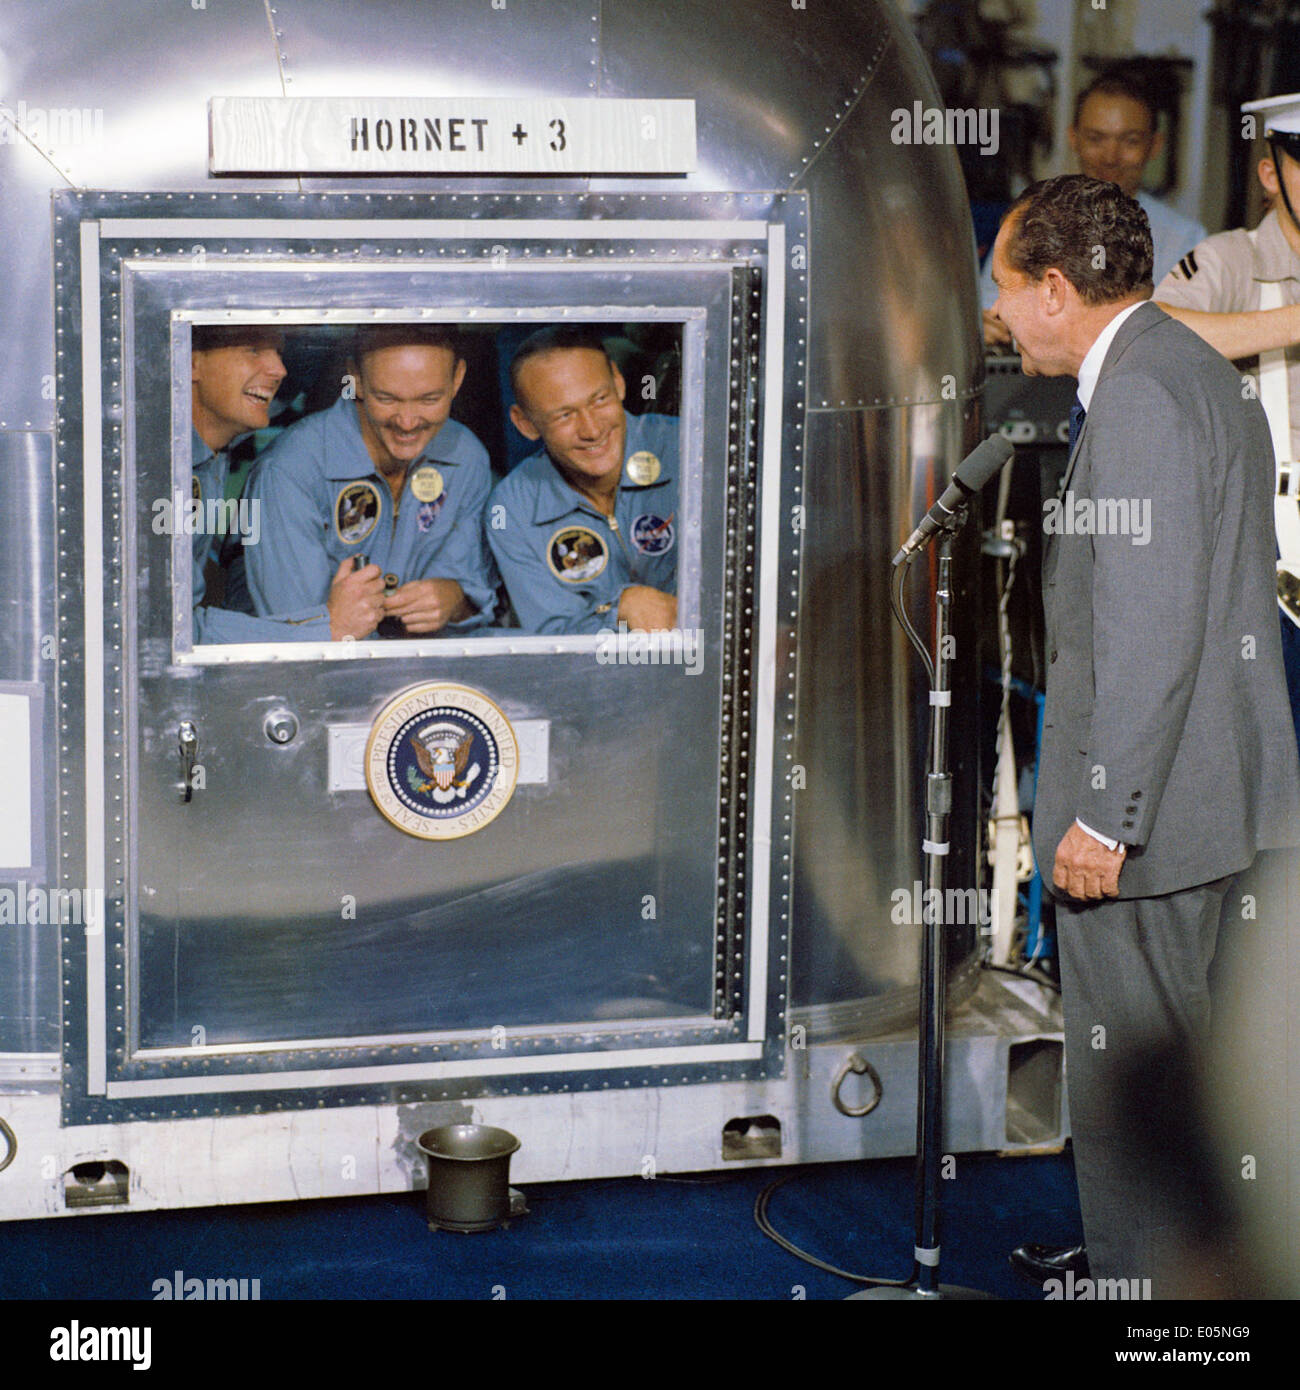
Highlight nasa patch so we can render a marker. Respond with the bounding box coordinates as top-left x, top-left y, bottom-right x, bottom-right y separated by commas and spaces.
416, 497, 445, 533
335, 480, 382, 545
547, 525, 609, 582
365, 682, 519, 841
631, 513, 675, 555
